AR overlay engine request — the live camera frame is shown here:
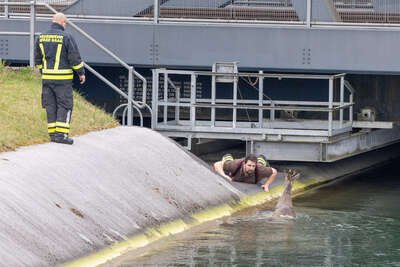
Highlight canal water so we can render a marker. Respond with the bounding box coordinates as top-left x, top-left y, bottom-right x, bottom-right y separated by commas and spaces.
111, 161, 400, 267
